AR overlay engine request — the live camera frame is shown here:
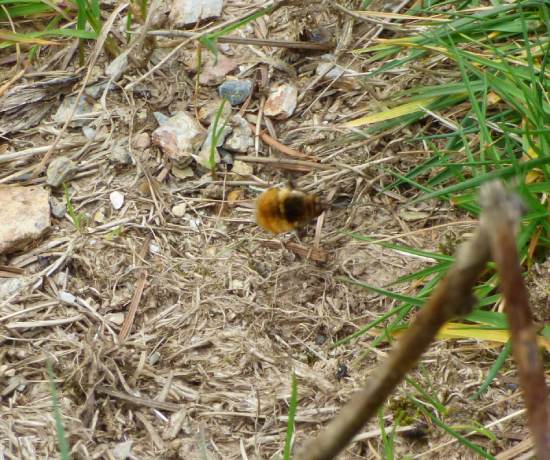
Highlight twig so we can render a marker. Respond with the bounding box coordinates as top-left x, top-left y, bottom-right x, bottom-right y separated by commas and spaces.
294, 181, 518, 460
97, 386, 183, 412
495, 436, 534, 460
0, 136, 106, 165
481, 182, 550, 459
6, 315, 84, 329
118, 236, 150, 341
234, 155, 332, 171
248, 122, 316, 159
147, 31, 335, 51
